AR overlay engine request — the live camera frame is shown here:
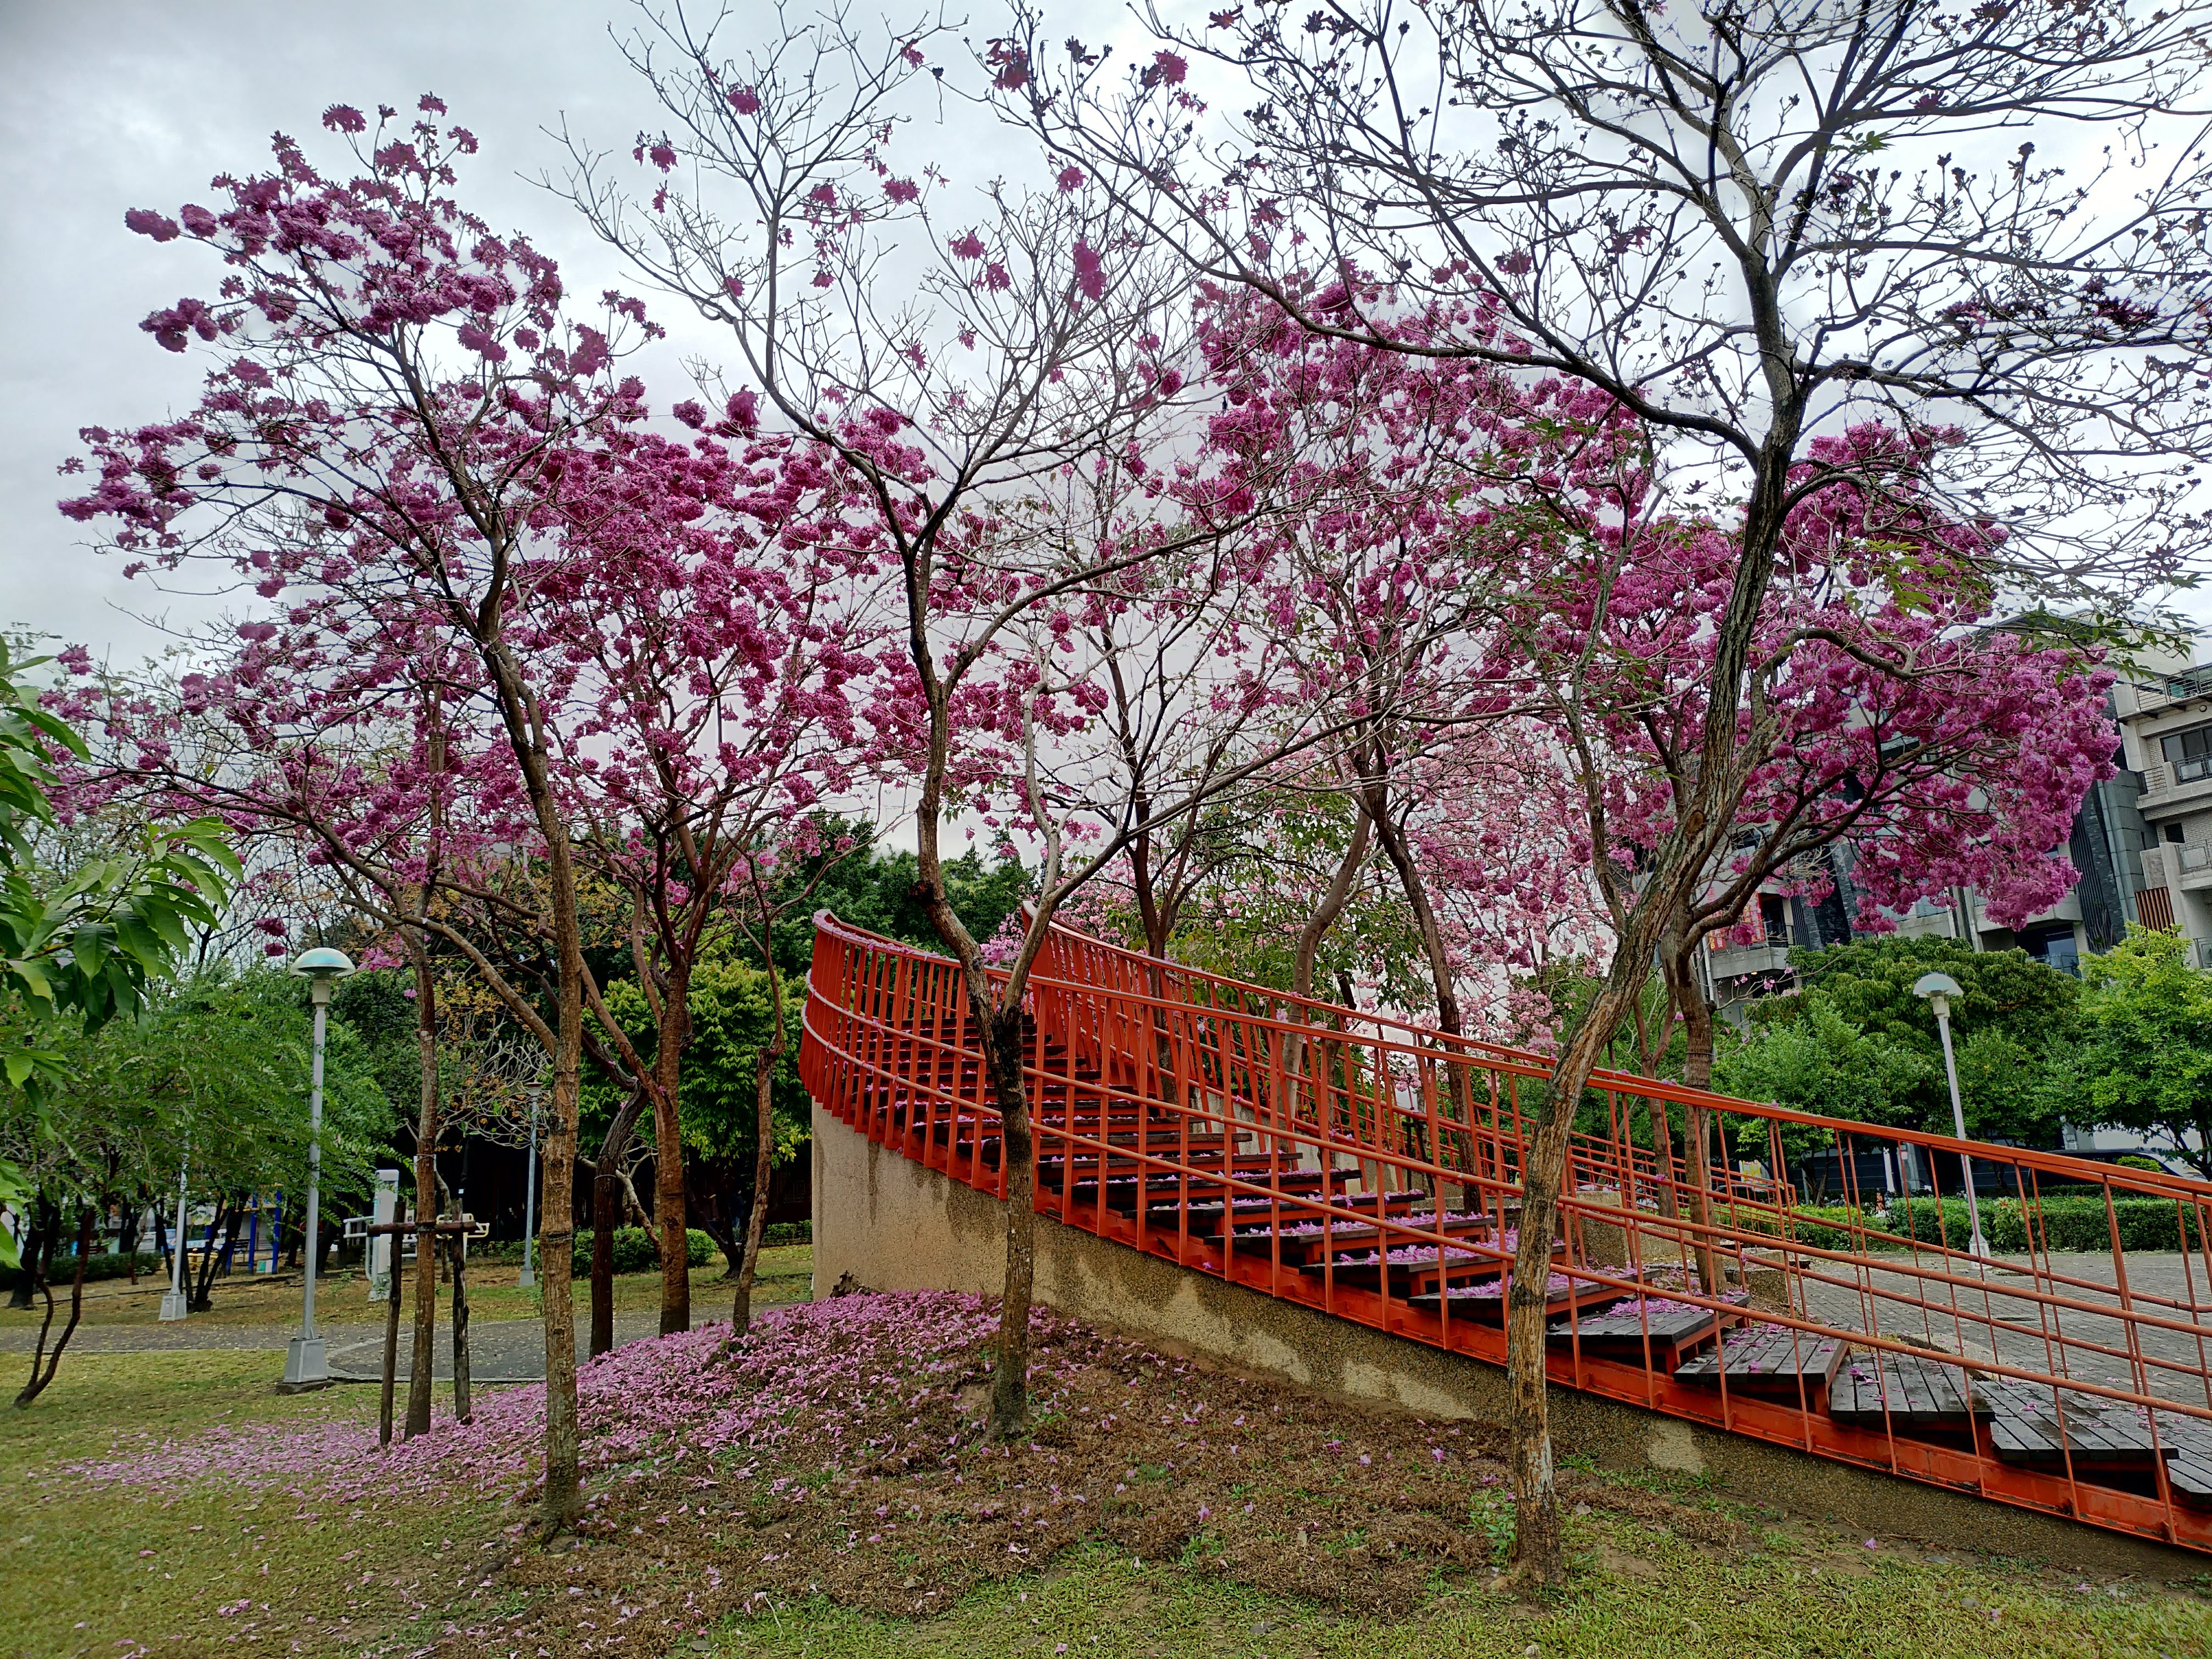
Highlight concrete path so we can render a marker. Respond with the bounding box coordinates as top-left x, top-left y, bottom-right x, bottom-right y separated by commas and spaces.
1795, 1251, 2212, 1404
0, 1315, 669, 1382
